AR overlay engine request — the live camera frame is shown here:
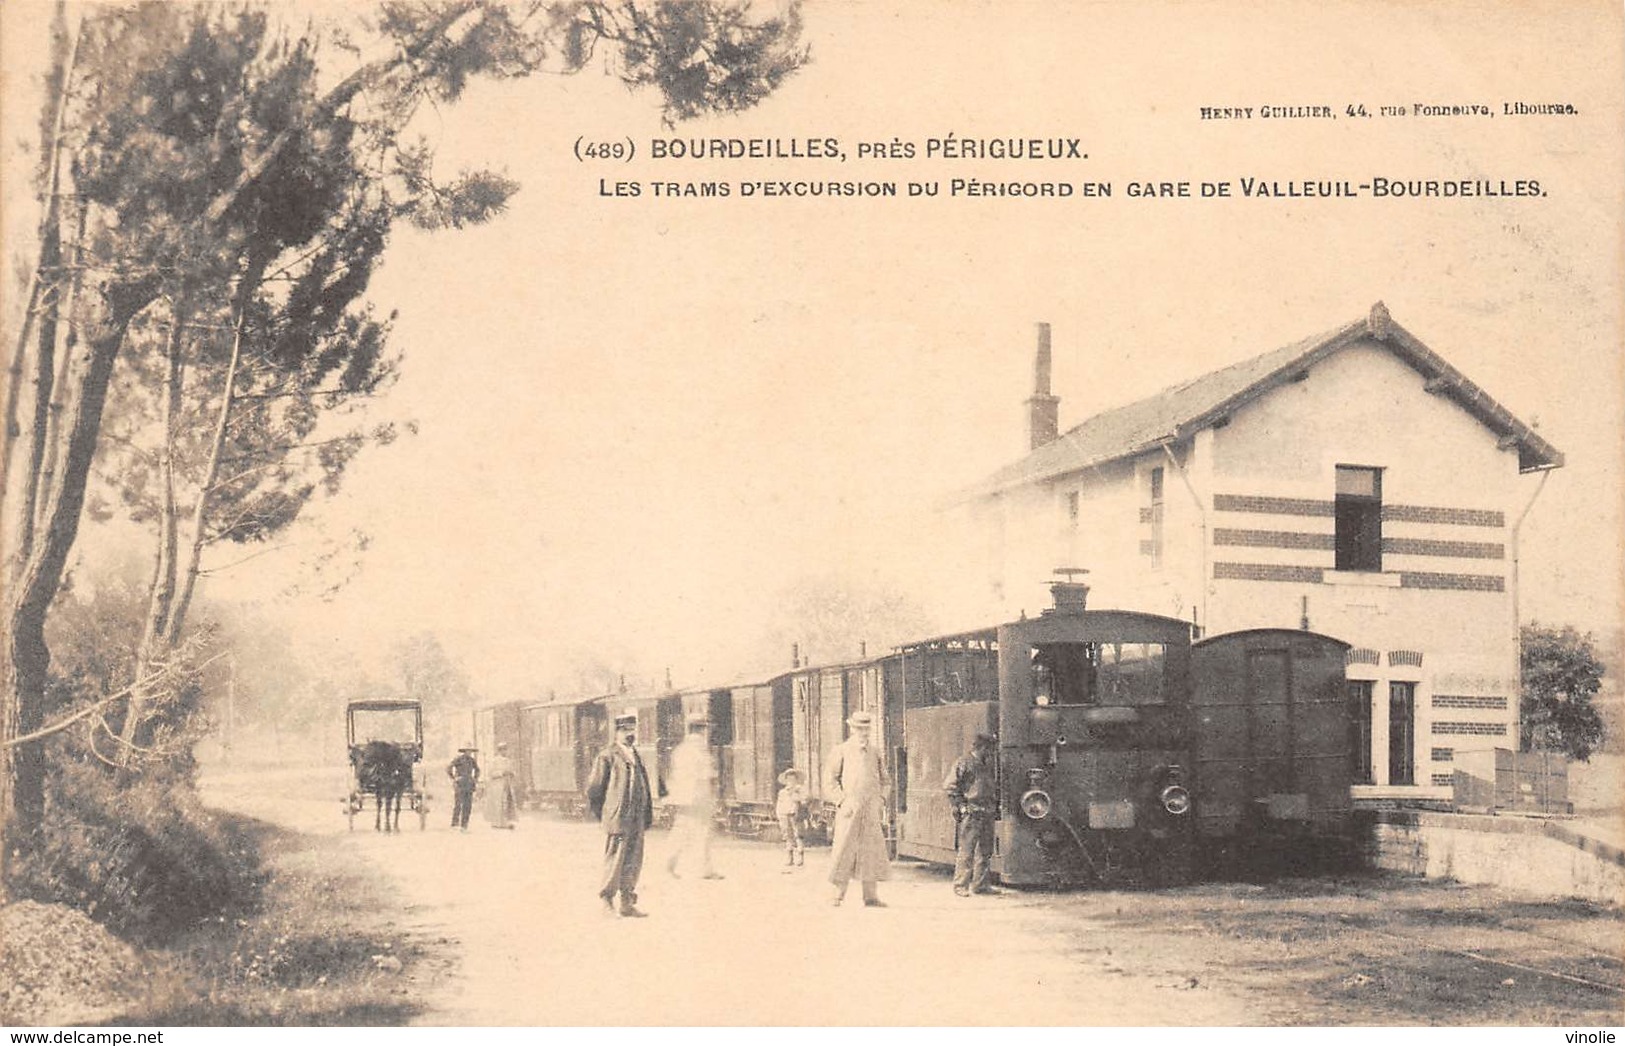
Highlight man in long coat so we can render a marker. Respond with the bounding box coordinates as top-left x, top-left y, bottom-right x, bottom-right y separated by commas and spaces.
824, 710, 890, 907
586, 711, 659, 917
